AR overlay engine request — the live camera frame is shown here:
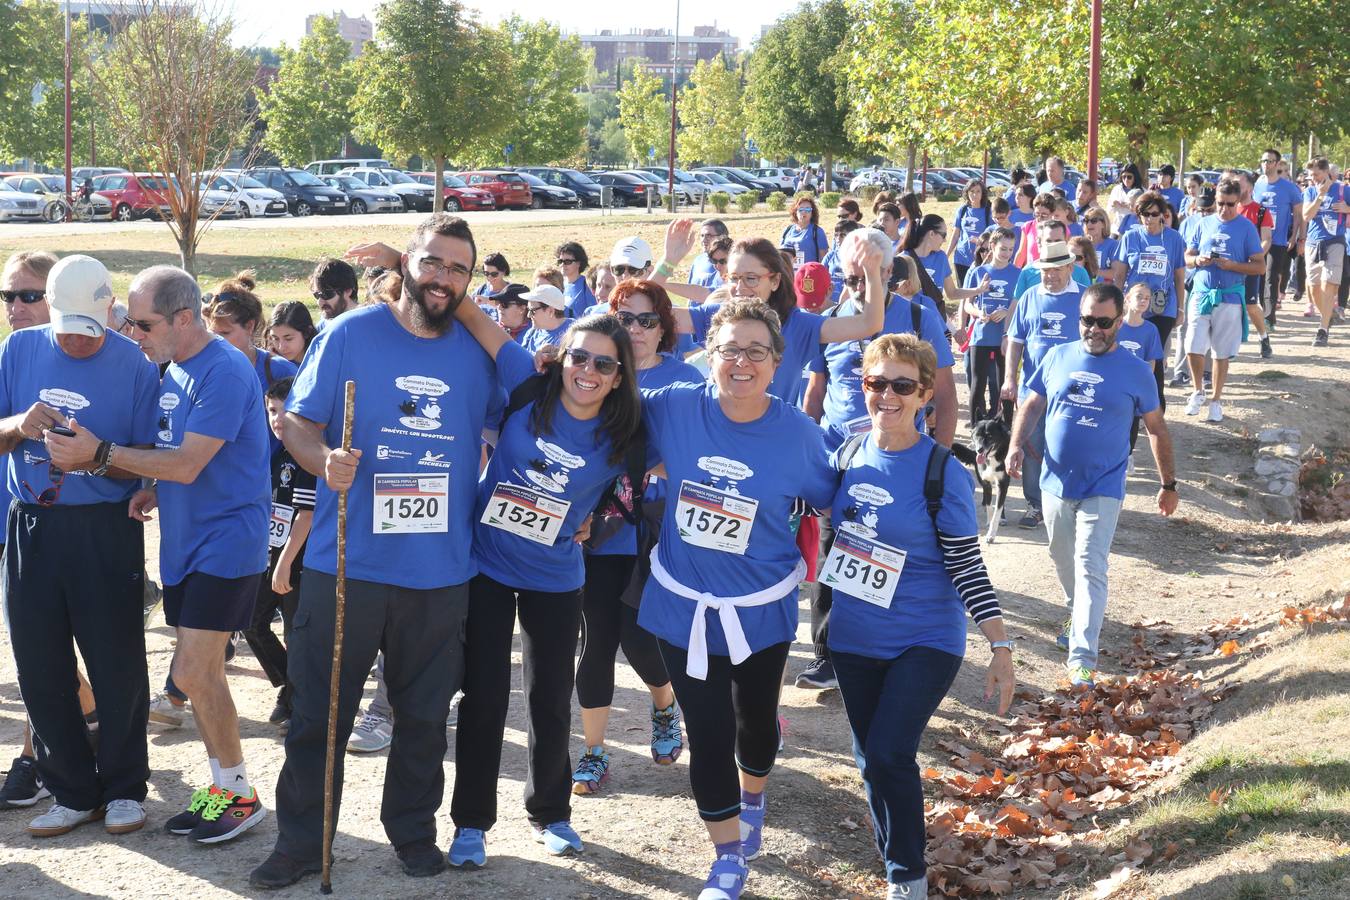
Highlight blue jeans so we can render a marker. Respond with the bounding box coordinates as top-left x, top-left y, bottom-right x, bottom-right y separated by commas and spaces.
1042, 492, 1123, 669
1022, 413, 1047, 512
833, 646, 963, 886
